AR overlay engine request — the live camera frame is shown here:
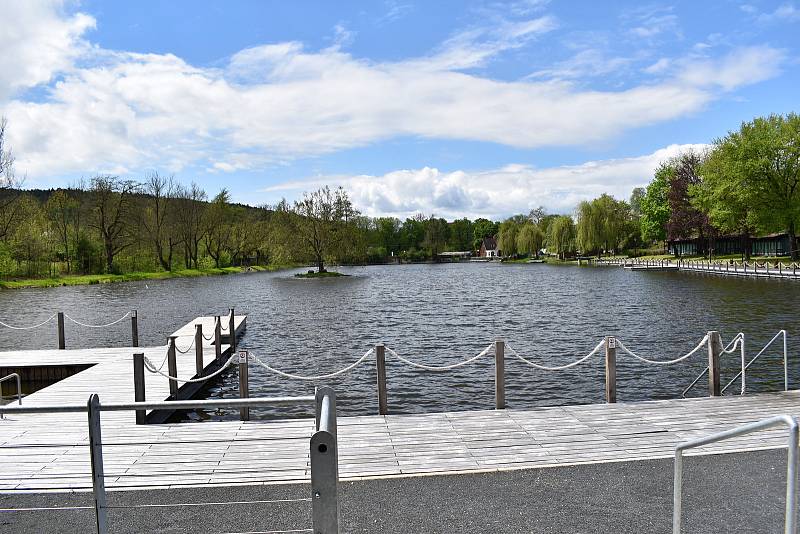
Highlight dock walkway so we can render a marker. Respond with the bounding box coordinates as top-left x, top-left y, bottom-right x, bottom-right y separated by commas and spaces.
3, 388, 800, 492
